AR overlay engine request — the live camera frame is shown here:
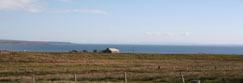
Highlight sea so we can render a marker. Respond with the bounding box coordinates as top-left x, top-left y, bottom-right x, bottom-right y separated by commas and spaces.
0, 44, 243, 55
